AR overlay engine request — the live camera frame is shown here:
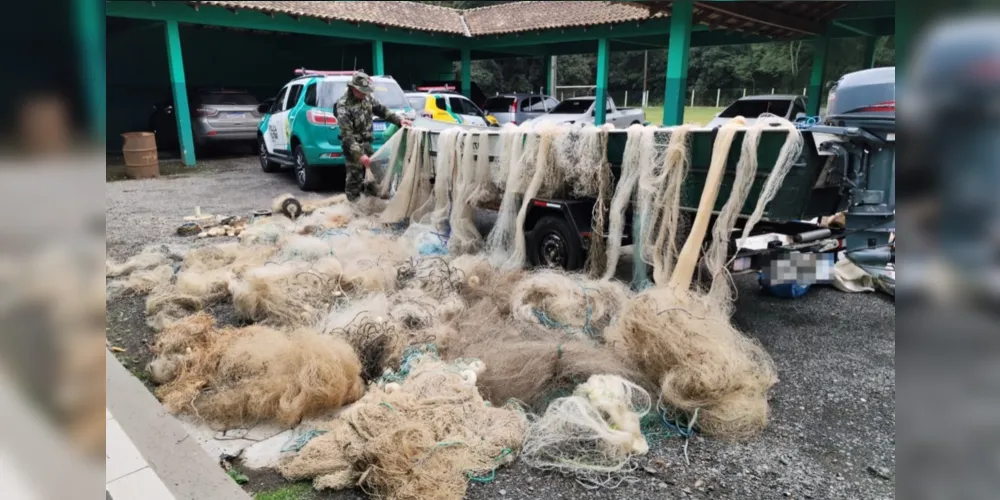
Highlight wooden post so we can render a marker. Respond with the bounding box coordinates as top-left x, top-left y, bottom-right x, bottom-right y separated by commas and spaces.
372, 39, 385, 75
460, 48, 472, 99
